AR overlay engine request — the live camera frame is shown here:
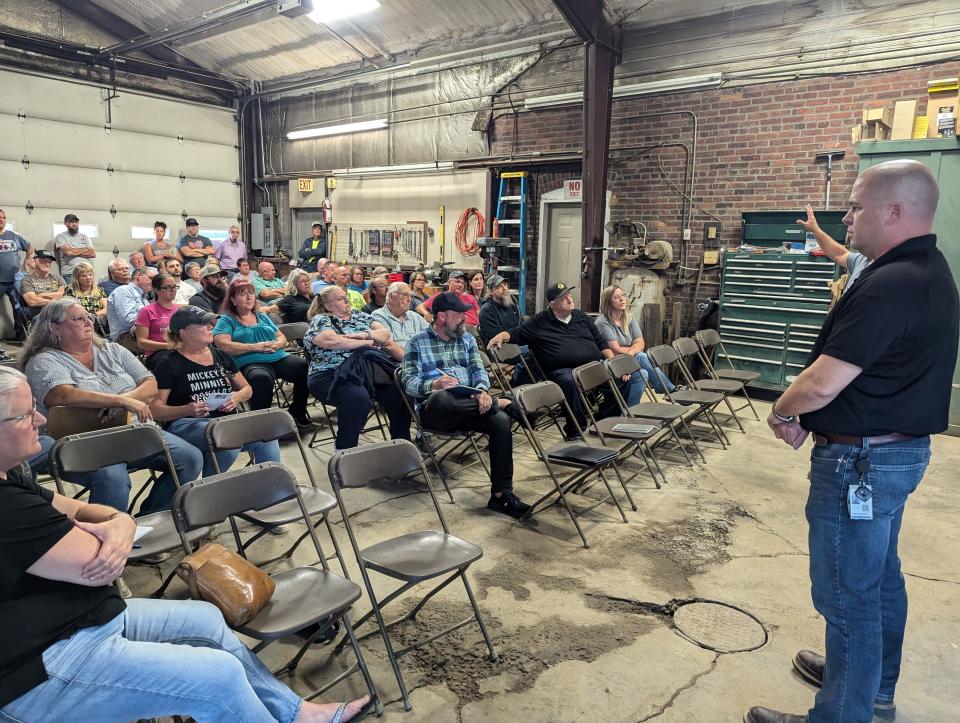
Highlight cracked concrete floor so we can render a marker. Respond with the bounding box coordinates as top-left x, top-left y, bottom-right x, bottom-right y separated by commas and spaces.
124, 400, 960, 721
